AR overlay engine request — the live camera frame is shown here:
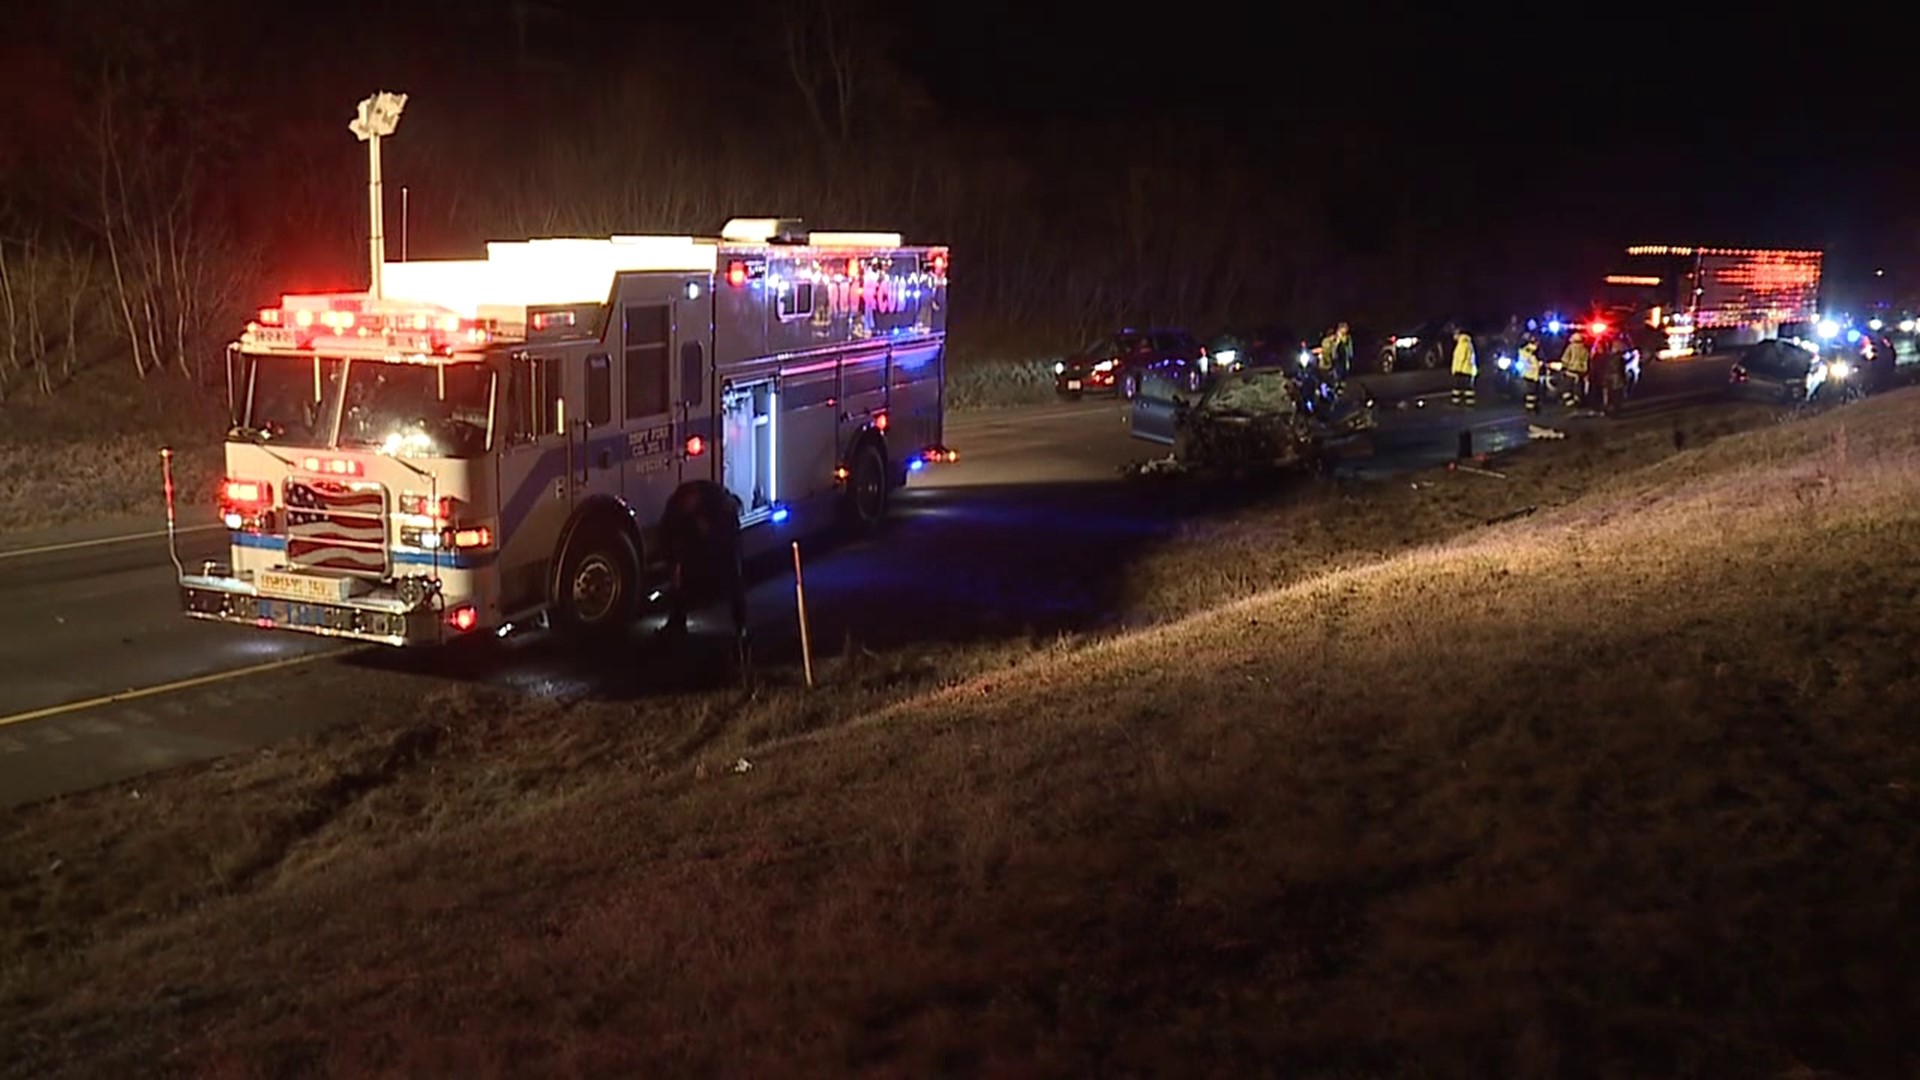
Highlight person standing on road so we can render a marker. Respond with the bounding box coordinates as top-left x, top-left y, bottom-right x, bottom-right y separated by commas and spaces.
1450, 328, 1477, 407
1559, 330, 1591, 408
1517, 335, 1543, 414
657, 480, 751, 671
1322, 322, 1355, 381
1594, 337, 1629, 415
